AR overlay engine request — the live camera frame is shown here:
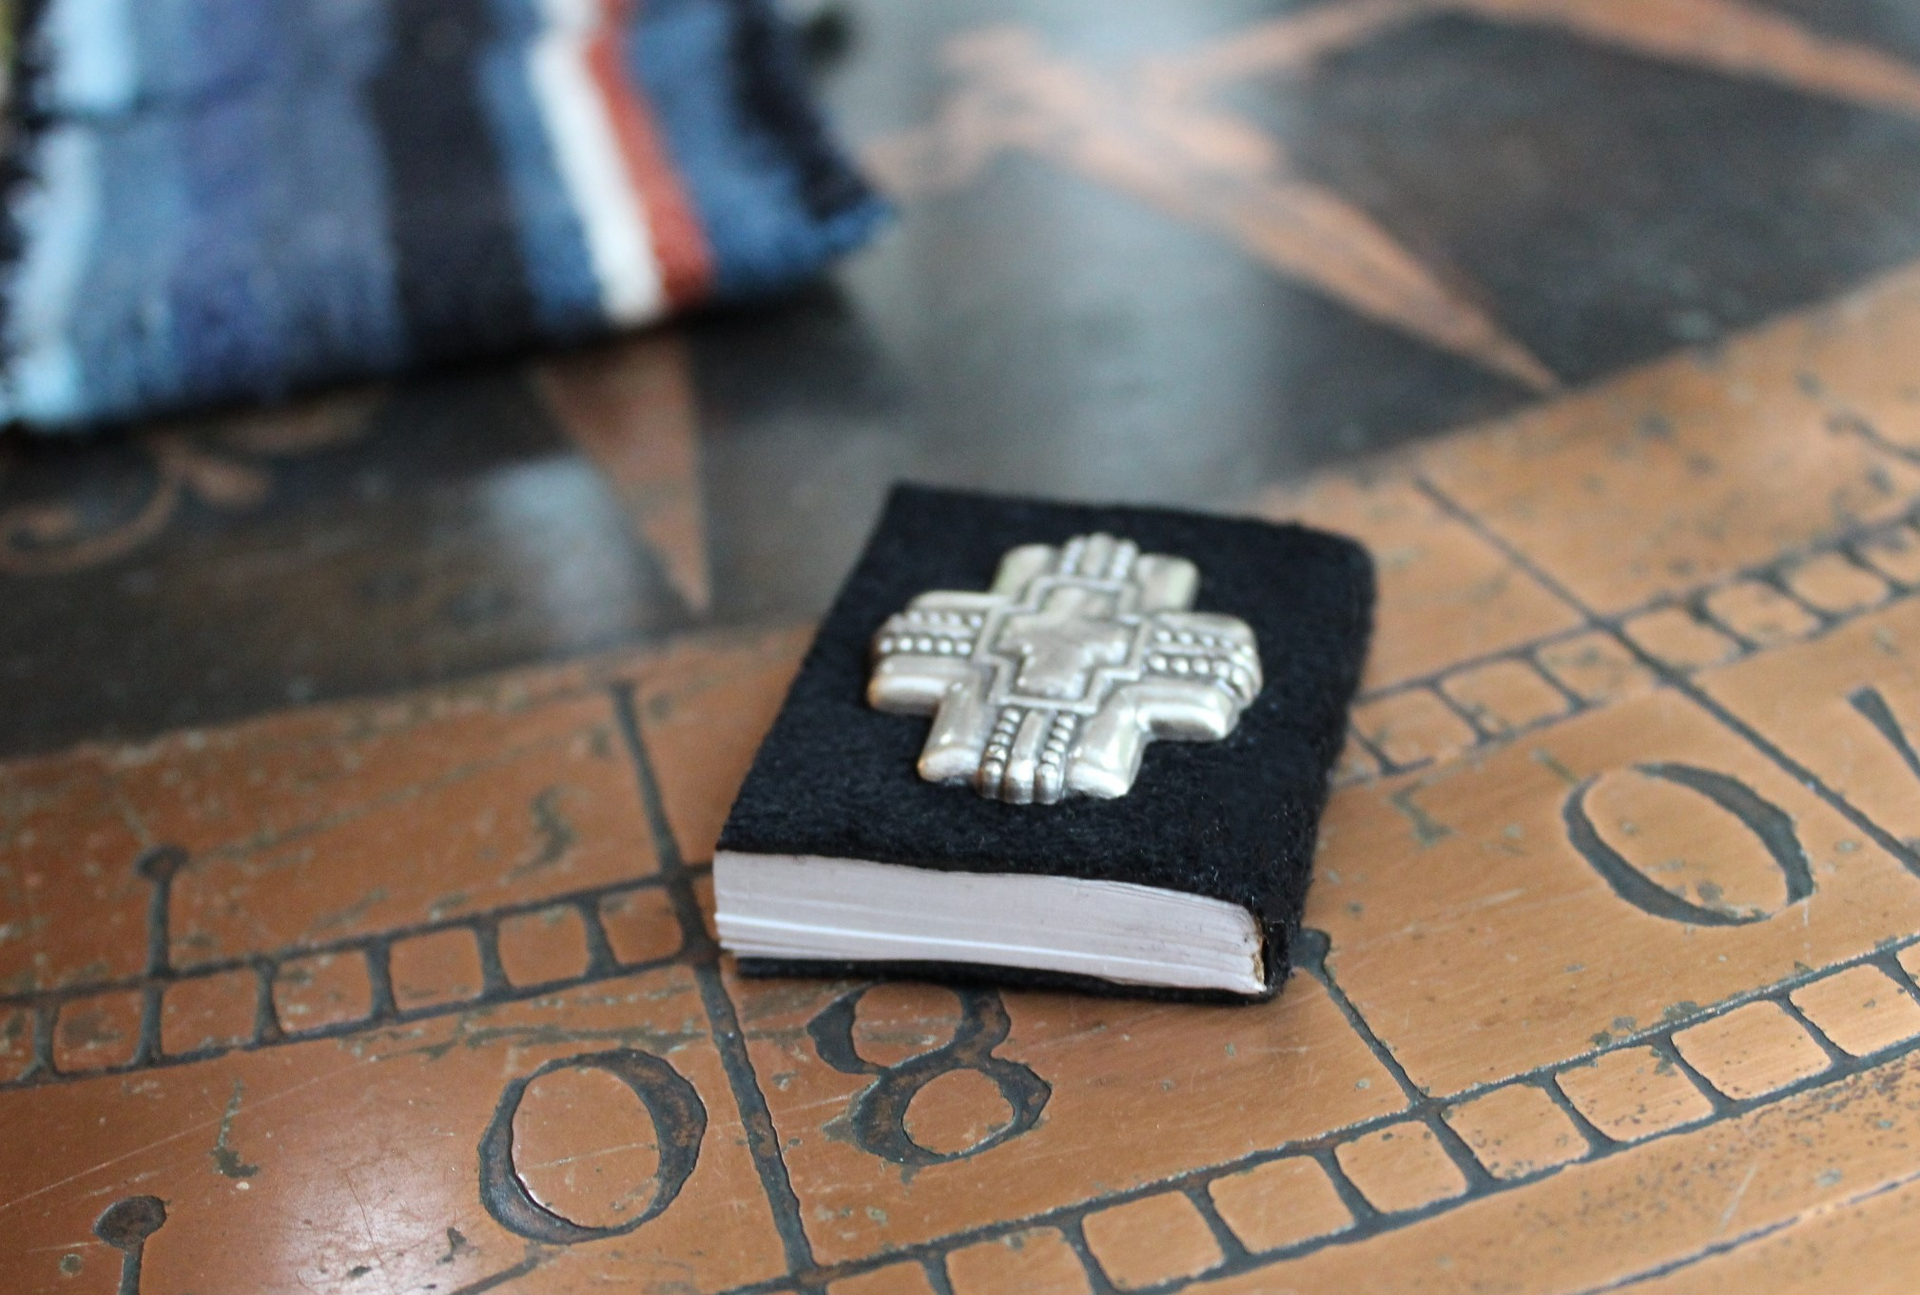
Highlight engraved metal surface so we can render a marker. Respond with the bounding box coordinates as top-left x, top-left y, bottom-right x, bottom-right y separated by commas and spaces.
23, 6, 1920, 1289
868, 533, 1262, 803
